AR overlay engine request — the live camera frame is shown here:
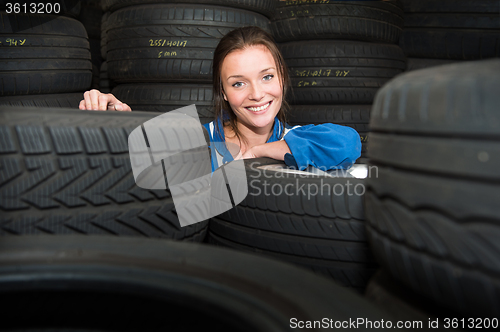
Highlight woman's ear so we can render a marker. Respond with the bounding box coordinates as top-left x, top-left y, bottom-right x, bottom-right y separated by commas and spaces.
222, 90, 228, 101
